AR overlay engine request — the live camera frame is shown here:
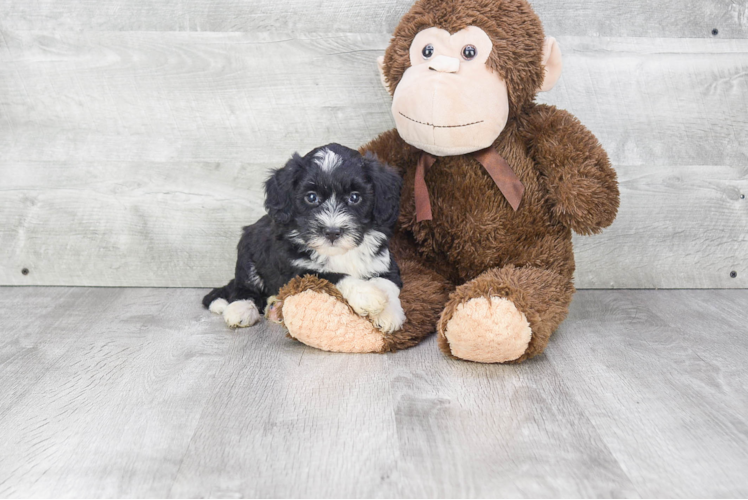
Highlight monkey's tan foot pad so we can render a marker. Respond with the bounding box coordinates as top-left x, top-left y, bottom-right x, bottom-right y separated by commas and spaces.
439, 296, 532, 363
275, 275, 386, 353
